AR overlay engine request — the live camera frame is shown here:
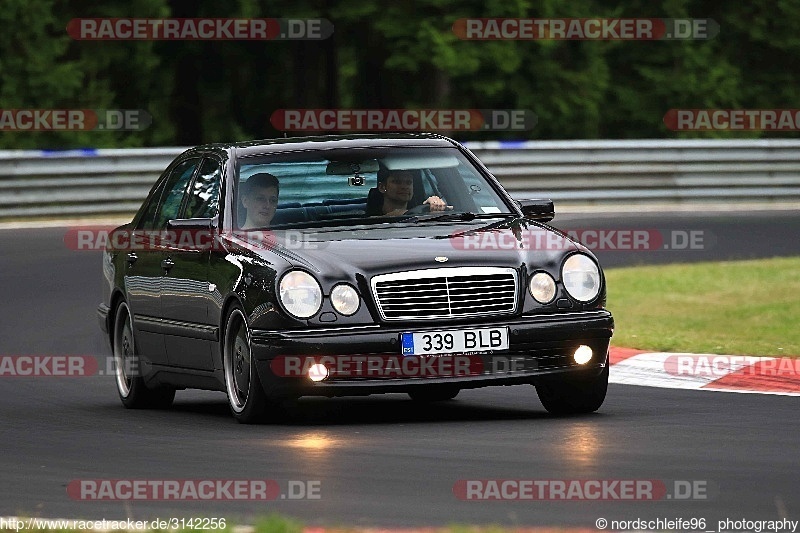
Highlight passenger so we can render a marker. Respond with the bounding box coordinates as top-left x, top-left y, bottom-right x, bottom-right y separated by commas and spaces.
366, 168, 449, 216
240, 172, 279, 229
